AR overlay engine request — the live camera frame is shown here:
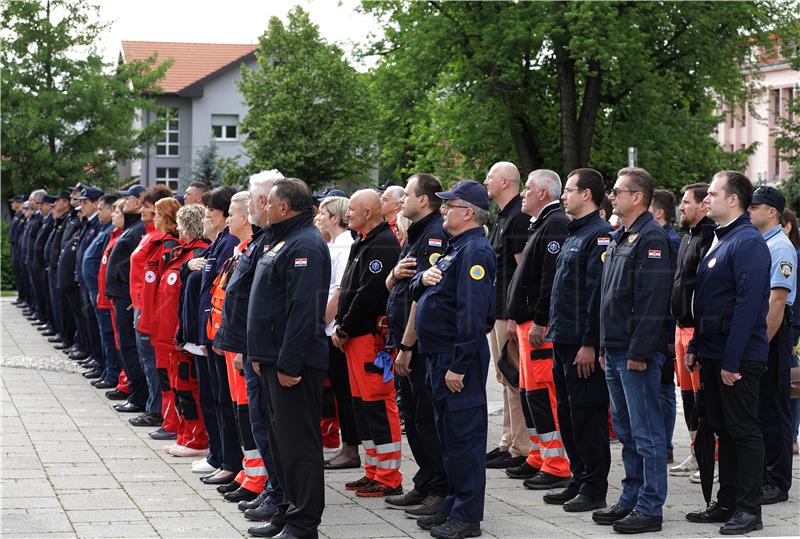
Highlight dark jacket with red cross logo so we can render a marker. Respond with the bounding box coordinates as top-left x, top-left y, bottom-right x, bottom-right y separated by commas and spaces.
336, 221, 401, 338
385, 211, 446, 348
506, 202, 569, 325
247, 212, 331, 375
600, 211, 675, 362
